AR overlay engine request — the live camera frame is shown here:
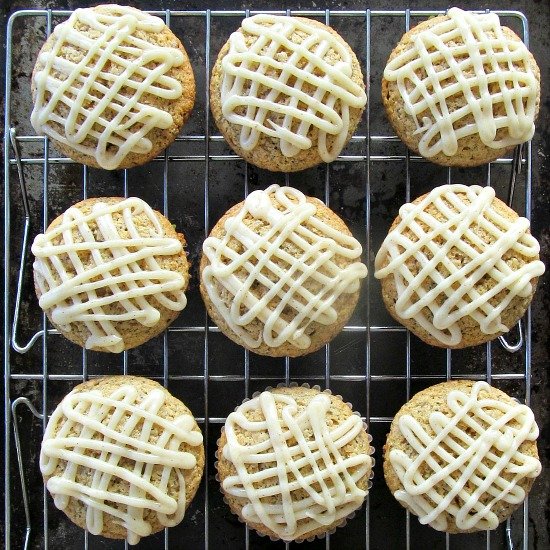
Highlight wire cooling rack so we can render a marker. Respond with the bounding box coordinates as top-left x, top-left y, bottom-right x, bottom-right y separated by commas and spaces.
3, 7, 537, 550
